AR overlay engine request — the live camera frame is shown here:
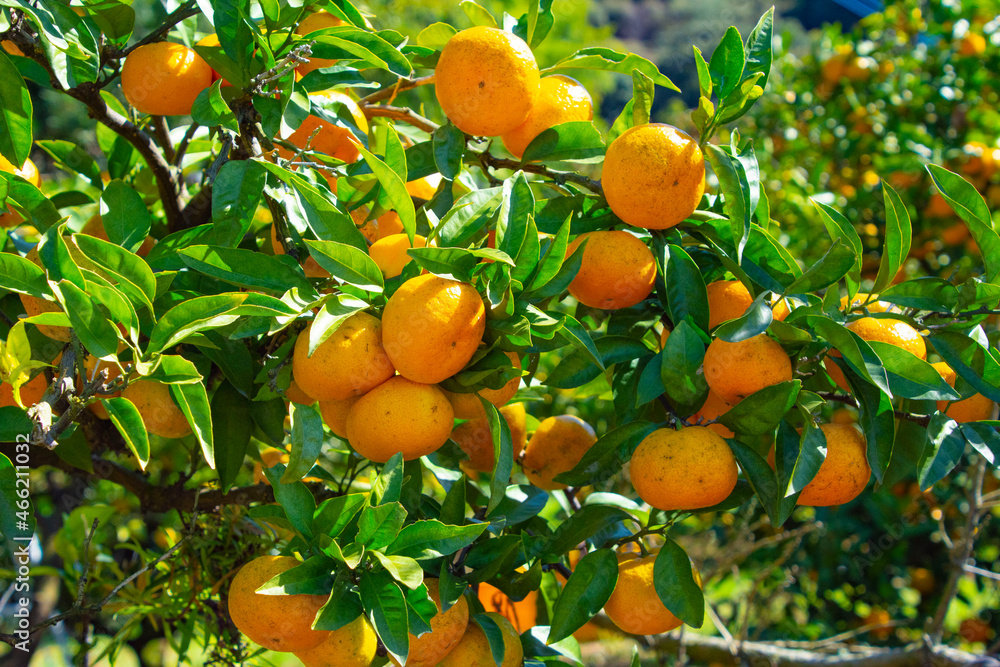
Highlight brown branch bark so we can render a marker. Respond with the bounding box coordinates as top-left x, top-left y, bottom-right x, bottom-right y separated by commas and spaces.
359, 104, 439, 134
479, 152, 604, 195
358, 74, 434, 105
